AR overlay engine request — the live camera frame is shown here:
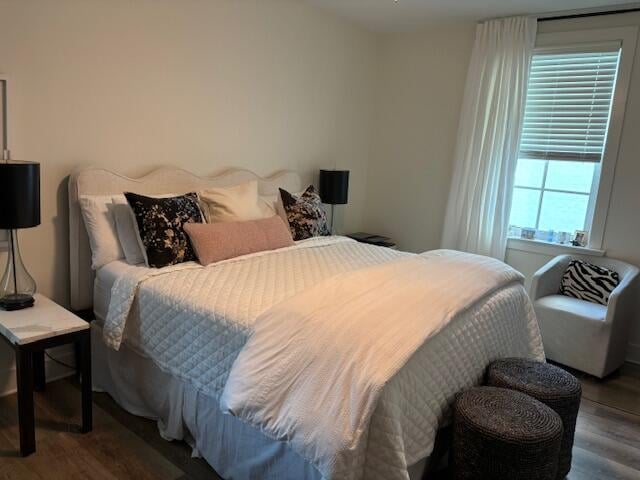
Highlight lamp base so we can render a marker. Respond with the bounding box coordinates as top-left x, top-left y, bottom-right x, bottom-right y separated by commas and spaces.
0, 294, 35, 311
